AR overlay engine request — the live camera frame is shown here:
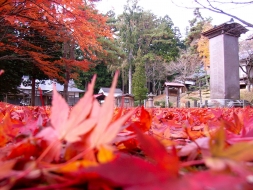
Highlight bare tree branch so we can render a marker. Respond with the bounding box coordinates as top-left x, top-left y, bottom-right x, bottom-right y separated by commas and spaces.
208, 0, 253, 5
0, 55, 32, 61
170, 0, 253, 28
